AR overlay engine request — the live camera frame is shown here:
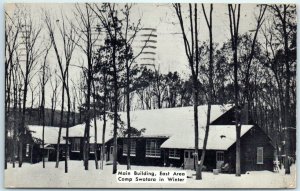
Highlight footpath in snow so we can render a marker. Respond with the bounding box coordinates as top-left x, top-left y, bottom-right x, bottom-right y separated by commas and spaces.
4, 161, 296, 188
